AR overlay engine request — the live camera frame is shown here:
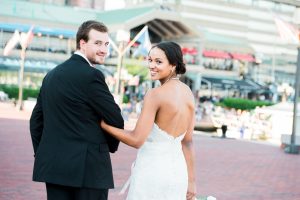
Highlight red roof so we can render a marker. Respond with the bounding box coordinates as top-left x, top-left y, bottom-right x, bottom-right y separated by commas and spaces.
202, 50, 231, 59
230, 53, 255, 62
183, 48, 255, 62
182, 47, 198, 55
